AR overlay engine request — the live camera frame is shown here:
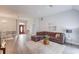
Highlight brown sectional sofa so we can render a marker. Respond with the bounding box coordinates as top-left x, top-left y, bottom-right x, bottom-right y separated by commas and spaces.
31, 31, 65, 44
